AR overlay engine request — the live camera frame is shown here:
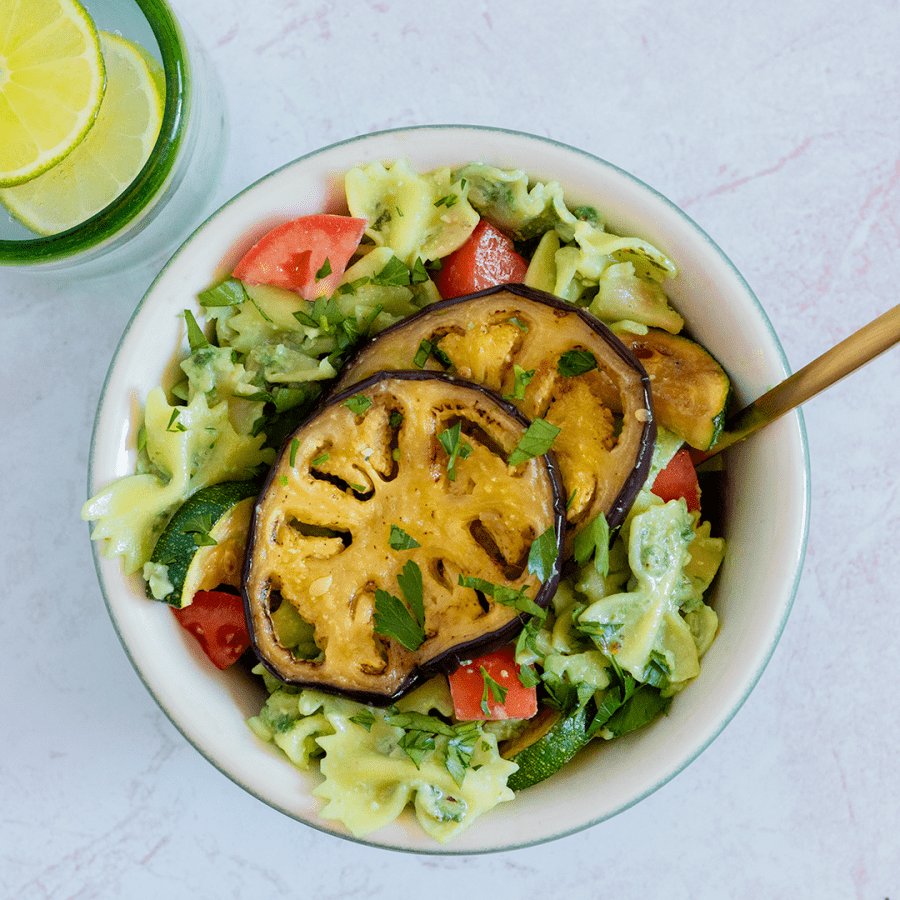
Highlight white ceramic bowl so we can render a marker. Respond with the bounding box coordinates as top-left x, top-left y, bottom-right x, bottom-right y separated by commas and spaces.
88, 125, 810, 853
